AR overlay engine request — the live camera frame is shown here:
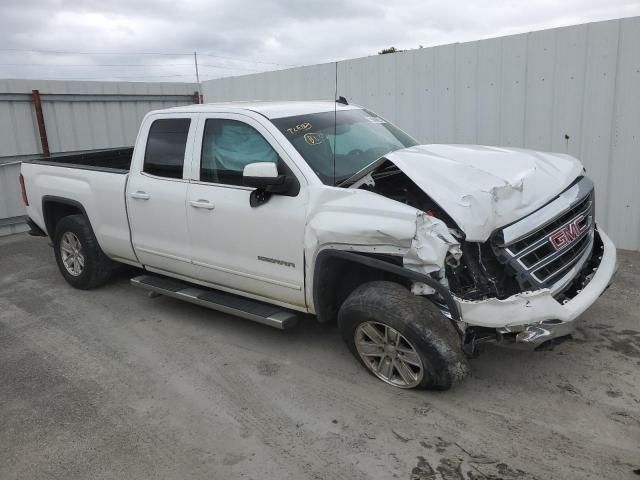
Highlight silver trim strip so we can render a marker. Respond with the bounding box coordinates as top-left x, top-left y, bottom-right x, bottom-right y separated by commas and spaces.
533, 231, 594, 284
548, 233, 595, 295
501, 176, 594, 246
506, 200, 593, 258
510, 206, 593, 272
